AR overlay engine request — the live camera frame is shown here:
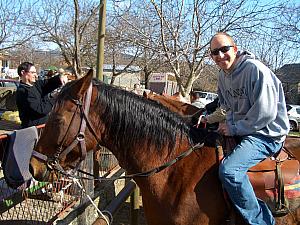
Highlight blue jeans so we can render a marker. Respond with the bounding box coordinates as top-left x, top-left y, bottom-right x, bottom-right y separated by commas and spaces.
219, 134, 282, 225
